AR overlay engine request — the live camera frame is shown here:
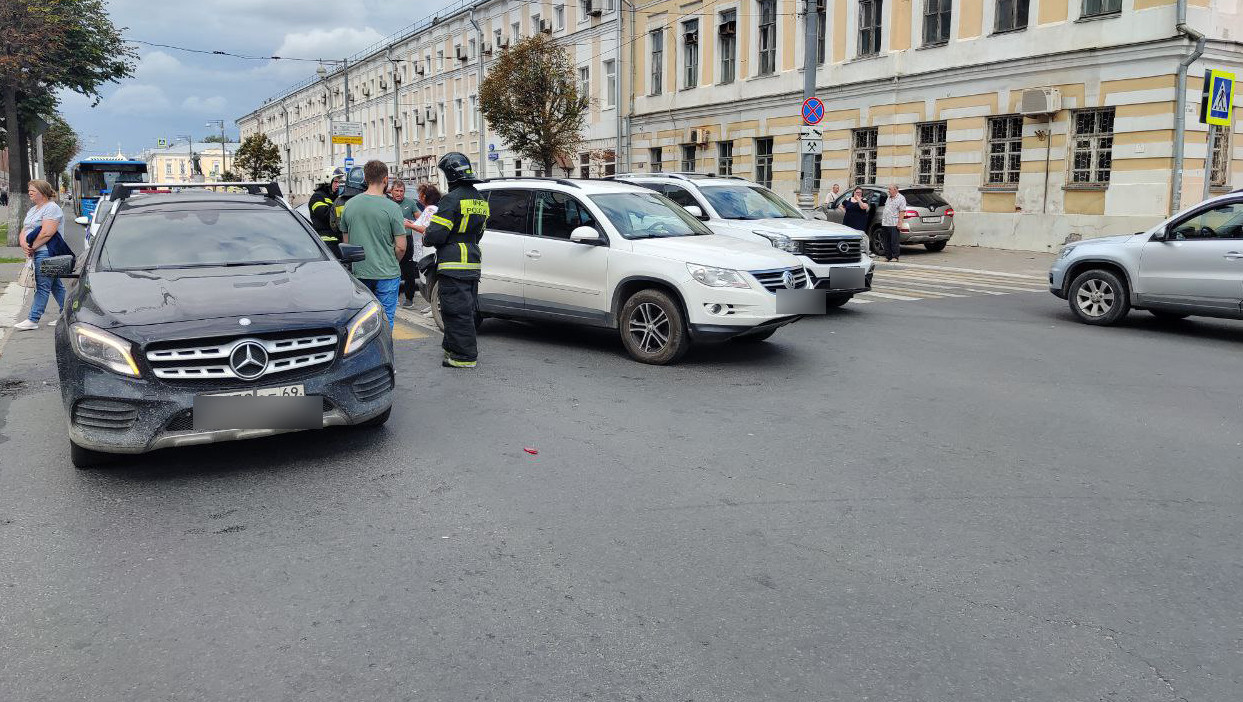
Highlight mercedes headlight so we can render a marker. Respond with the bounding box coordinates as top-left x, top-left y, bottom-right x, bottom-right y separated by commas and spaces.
70, 322, 140, 377
687, 263, 751, 289
344, 302, 384, 355
753, 230, 800, 254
